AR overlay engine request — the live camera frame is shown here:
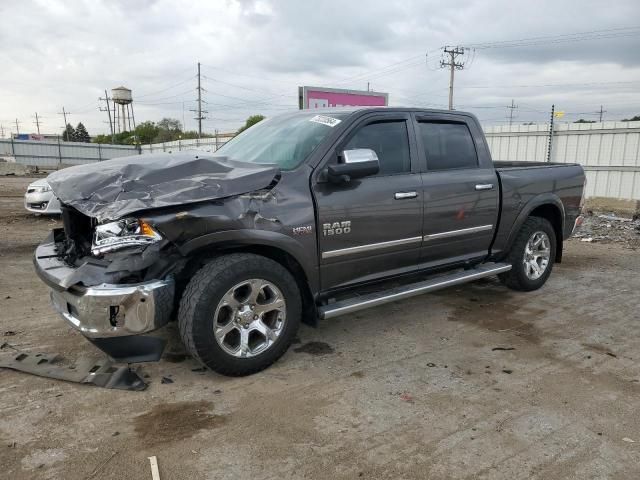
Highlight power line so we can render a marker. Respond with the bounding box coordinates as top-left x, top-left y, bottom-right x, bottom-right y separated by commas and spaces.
136, 74, 196, 99
440, 46, 466, 110
465, 26, 640, 49
458, 80, 640, 89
